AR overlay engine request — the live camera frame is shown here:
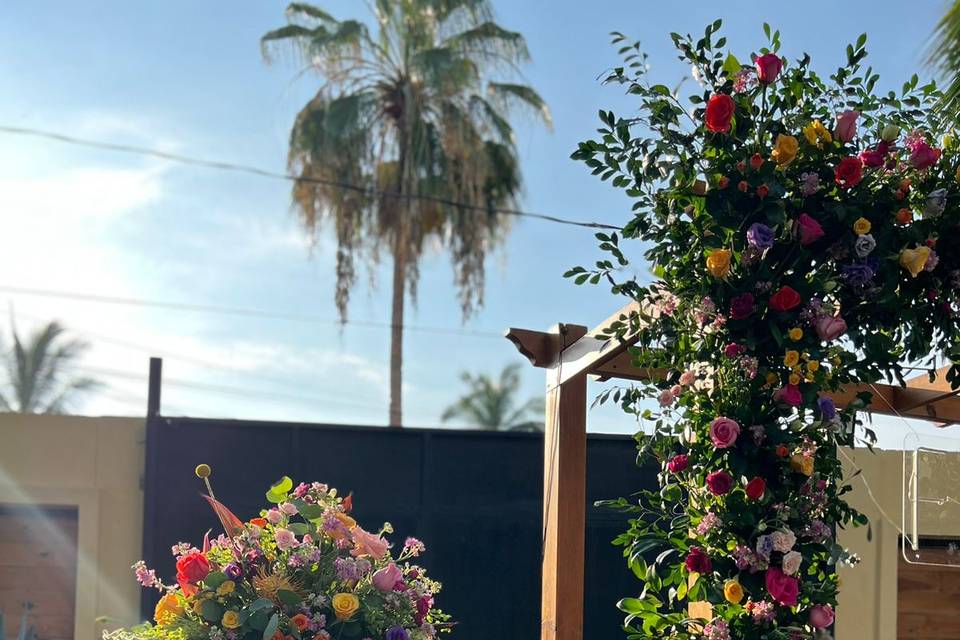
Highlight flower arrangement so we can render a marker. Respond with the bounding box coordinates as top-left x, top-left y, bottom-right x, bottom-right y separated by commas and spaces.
569, 20, 960, 639
108, 468, 449, 640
